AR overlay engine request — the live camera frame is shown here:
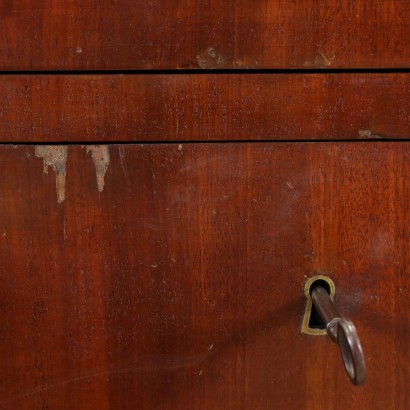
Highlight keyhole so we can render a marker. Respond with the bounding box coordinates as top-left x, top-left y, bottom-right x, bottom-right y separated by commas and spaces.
308, 279, 331, 329
301, 275, 335, 335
